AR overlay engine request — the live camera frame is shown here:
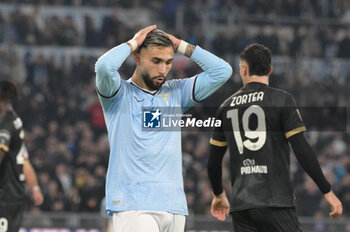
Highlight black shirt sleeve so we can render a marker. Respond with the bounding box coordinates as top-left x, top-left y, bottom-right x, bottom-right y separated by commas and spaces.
289, 132, 331, 194
281, 93, 306, 139
207, 144, 227, 196
208, 106, 228, 195
210, 107, 228, 147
